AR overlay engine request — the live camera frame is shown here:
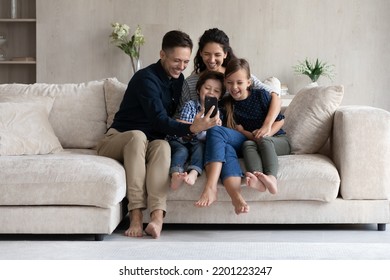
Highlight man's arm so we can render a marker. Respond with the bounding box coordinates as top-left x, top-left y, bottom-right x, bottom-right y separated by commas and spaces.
137, 76, 193, 136
189, 106, 220, 134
